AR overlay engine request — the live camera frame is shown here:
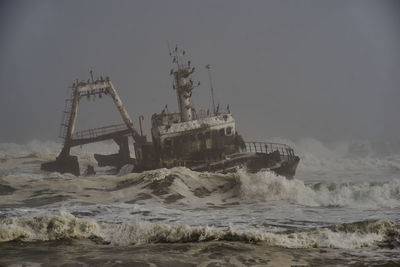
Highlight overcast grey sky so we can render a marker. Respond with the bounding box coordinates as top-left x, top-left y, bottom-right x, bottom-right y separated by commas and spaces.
0, 0, 399, 143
